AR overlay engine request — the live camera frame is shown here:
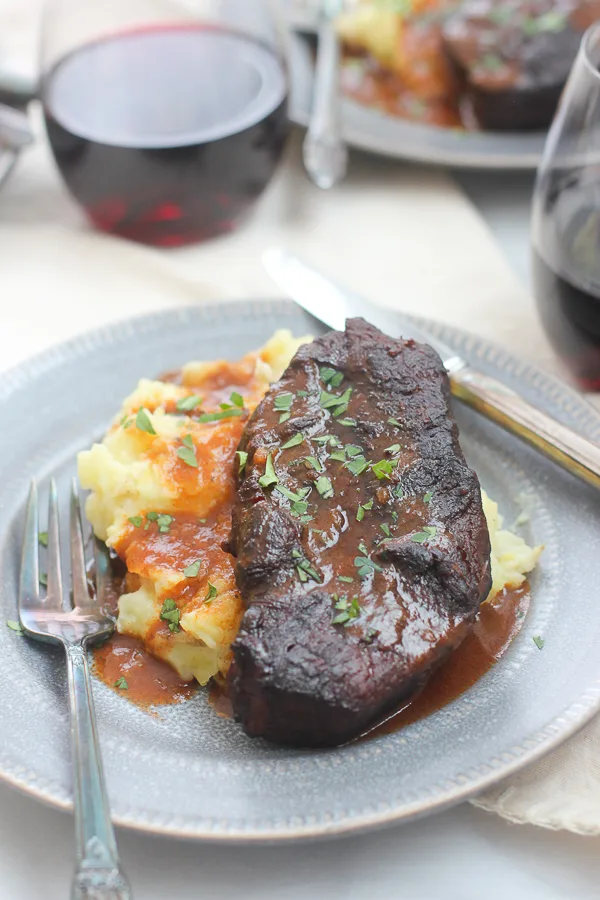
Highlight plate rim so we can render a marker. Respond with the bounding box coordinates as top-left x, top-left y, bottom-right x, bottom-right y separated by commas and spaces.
1, 299, 600, 844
